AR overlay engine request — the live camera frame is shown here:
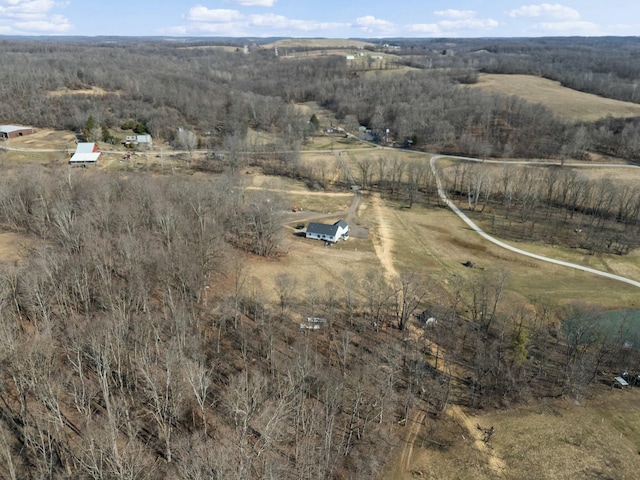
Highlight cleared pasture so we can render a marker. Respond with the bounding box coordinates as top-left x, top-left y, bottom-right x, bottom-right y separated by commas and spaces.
396, 387, 640, 480
468, 73, 640, 121
263, 38, 375, 50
